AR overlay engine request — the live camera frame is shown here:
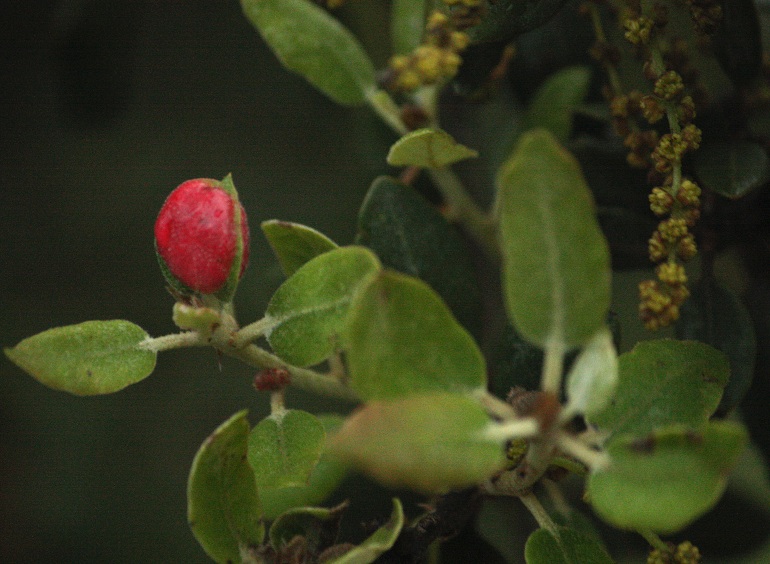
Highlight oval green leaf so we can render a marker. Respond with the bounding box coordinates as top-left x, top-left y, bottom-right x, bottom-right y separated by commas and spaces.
588, 340, 730, 439
676, 279, 756, 416
325, 498, 404, 564
392, 0, 426, 55
265, 246, 381, 367
259, 414, 349, 521
497, 129, 611, 349
329, 393, 505, 493
4, 320, 156, 396
693, 140, 770, 200
387, 128, 479, 168
248, 409, 325, 490
356, 176, 482, 335
524, 526, 614, 564
587, 421, 748, 533
240, 0, 376, 105
188, 411, 264, 563
344, 270, 486, 400
261, 220, 338, 277
522, 66, 591, 142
